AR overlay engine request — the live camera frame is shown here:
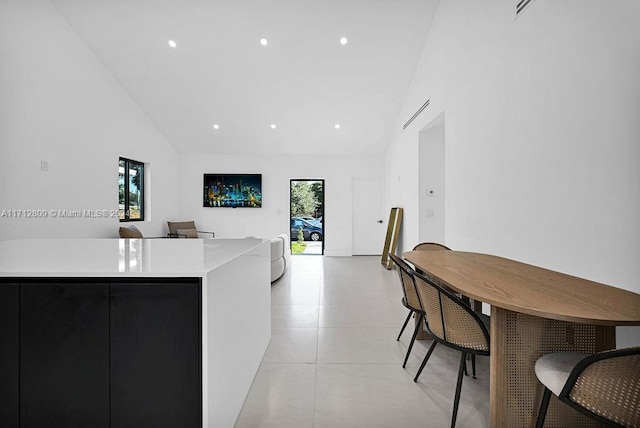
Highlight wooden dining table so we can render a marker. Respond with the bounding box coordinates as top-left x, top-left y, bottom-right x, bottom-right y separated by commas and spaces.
403, 250, 640, 428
